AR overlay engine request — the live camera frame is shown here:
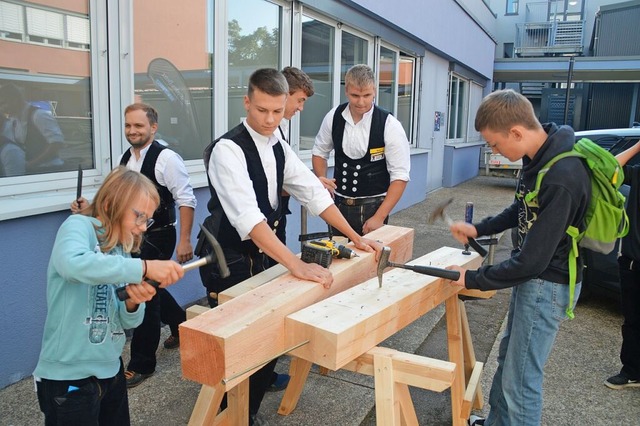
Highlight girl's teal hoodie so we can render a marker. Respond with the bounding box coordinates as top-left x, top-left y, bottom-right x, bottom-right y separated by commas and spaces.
34, 214, 145, 380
